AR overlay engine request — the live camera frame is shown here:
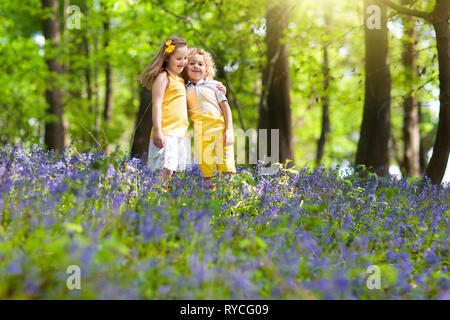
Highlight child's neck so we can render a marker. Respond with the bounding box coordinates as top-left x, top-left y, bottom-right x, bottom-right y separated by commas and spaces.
190, 78, 205, 84
165, 68, 179, 77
